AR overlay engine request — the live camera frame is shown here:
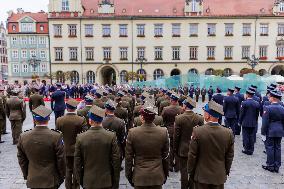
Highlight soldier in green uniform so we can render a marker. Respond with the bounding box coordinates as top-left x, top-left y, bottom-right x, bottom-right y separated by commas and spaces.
77, 95, 94, 130
159, 91, 172, 115
56, 99, 87, 189
6, 89, 26, 144
174, 97, 204, 189
29, 86, 45, 127
0, 86, 6, 143
188, 101, 234, 189
74, 105, 120, 189
17, 105, 65, 189
92, 89, 105, 109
